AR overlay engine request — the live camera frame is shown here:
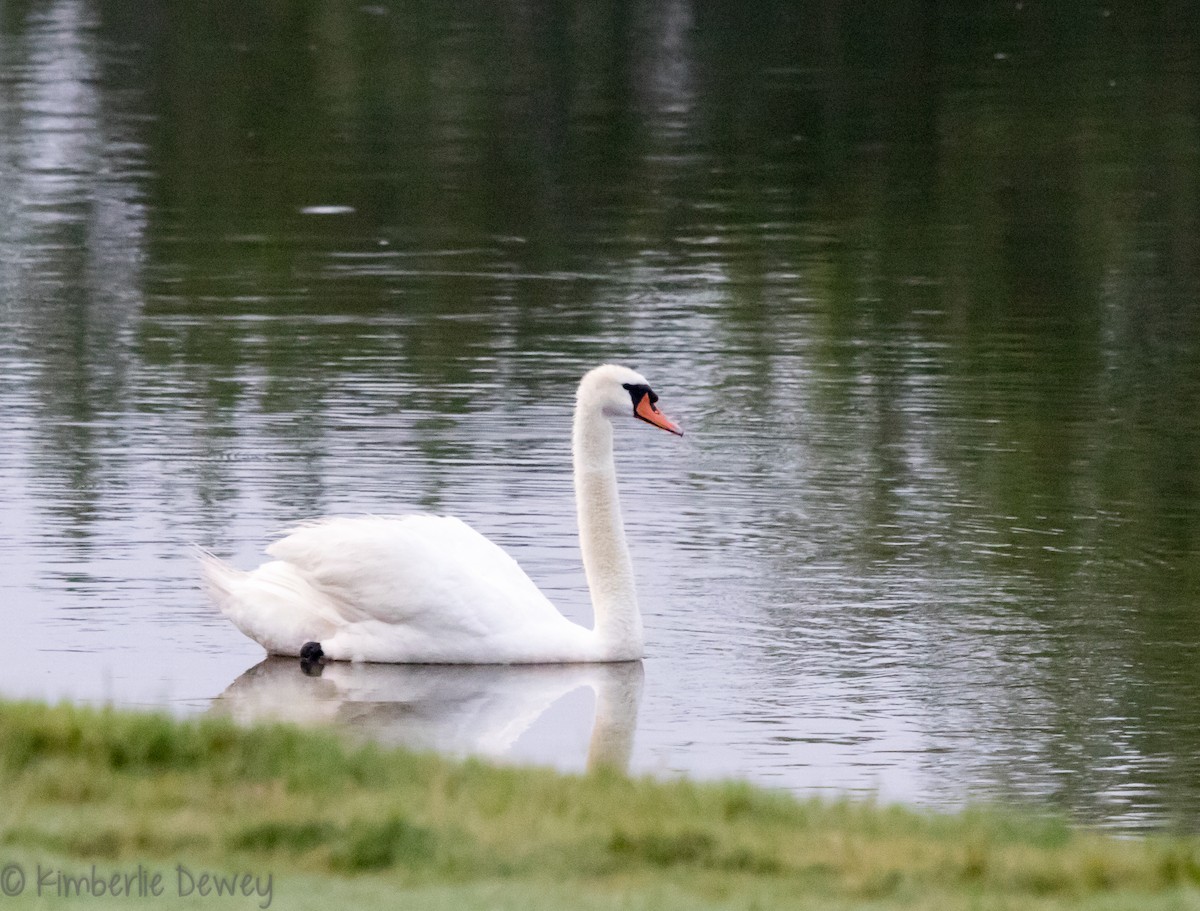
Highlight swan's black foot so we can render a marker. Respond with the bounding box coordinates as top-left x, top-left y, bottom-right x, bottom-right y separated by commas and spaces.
299, 641, 325, 677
